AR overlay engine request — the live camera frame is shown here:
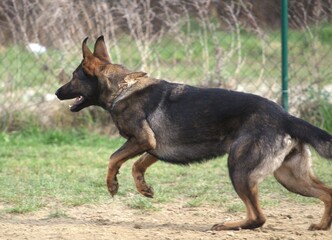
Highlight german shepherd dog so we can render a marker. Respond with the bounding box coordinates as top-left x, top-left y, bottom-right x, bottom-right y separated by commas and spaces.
55, 36, 332, 231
